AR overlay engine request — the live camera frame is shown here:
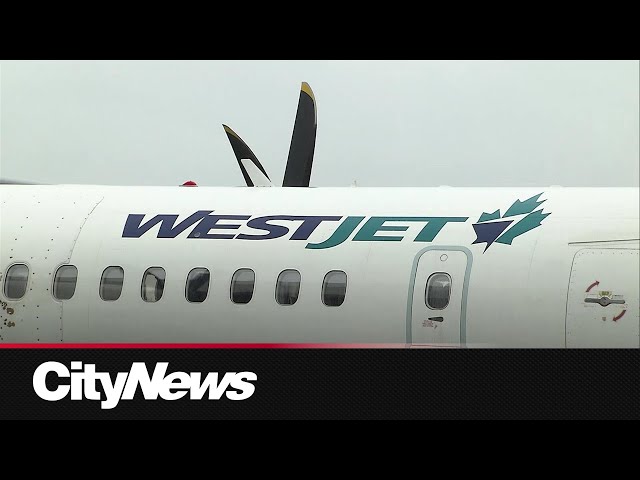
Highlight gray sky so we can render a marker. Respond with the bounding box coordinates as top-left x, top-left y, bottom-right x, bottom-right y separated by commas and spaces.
1, 60, 638, 187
